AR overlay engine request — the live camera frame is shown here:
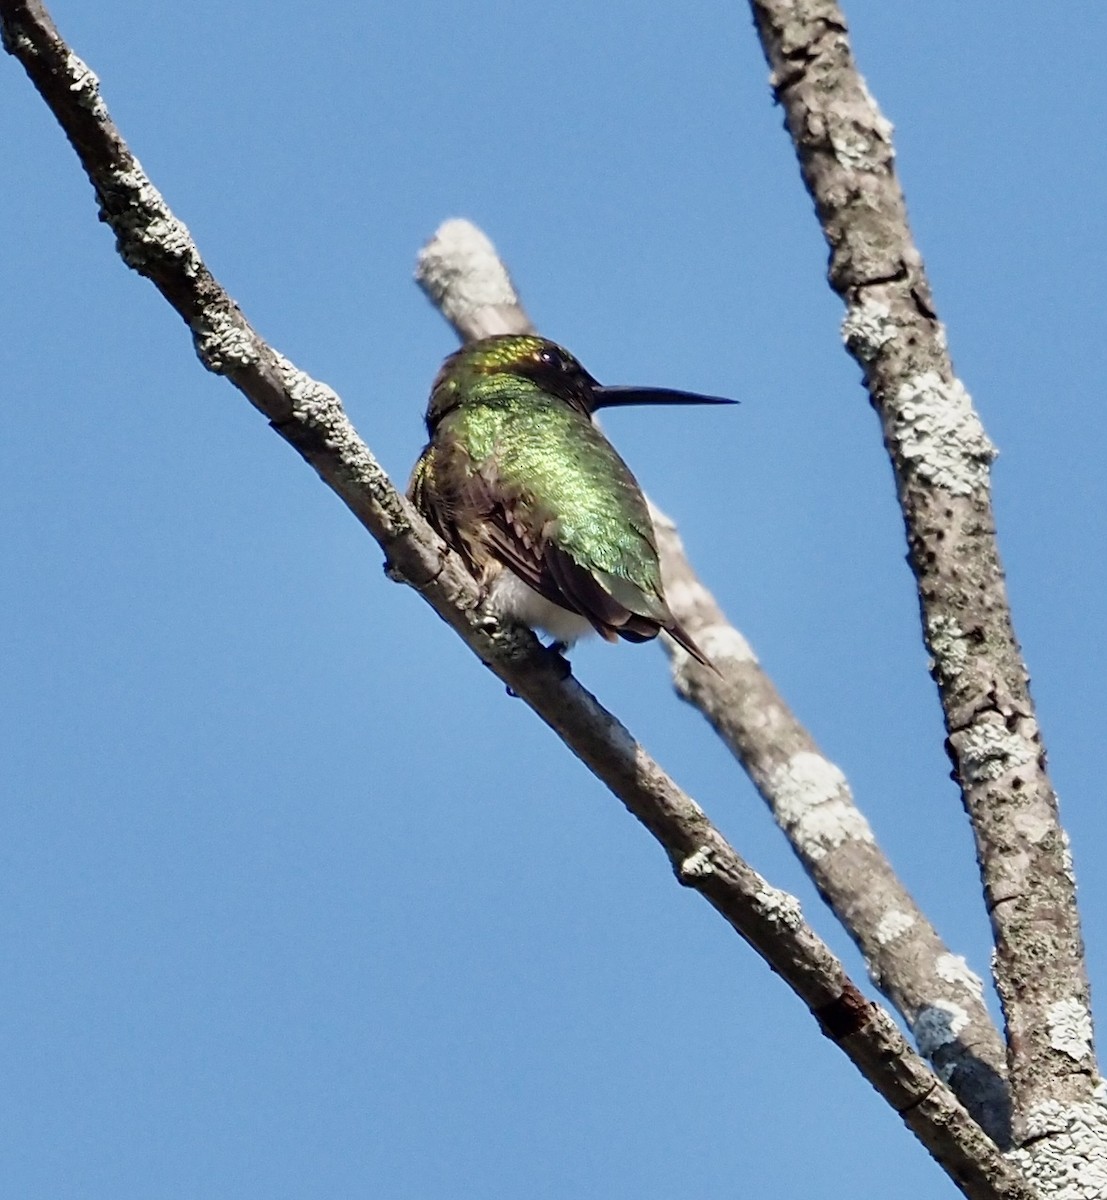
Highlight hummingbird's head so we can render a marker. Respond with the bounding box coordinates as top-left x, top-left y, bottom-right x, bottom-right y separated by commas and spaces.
425, 335, 597, 429
424, 334, 737, 431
